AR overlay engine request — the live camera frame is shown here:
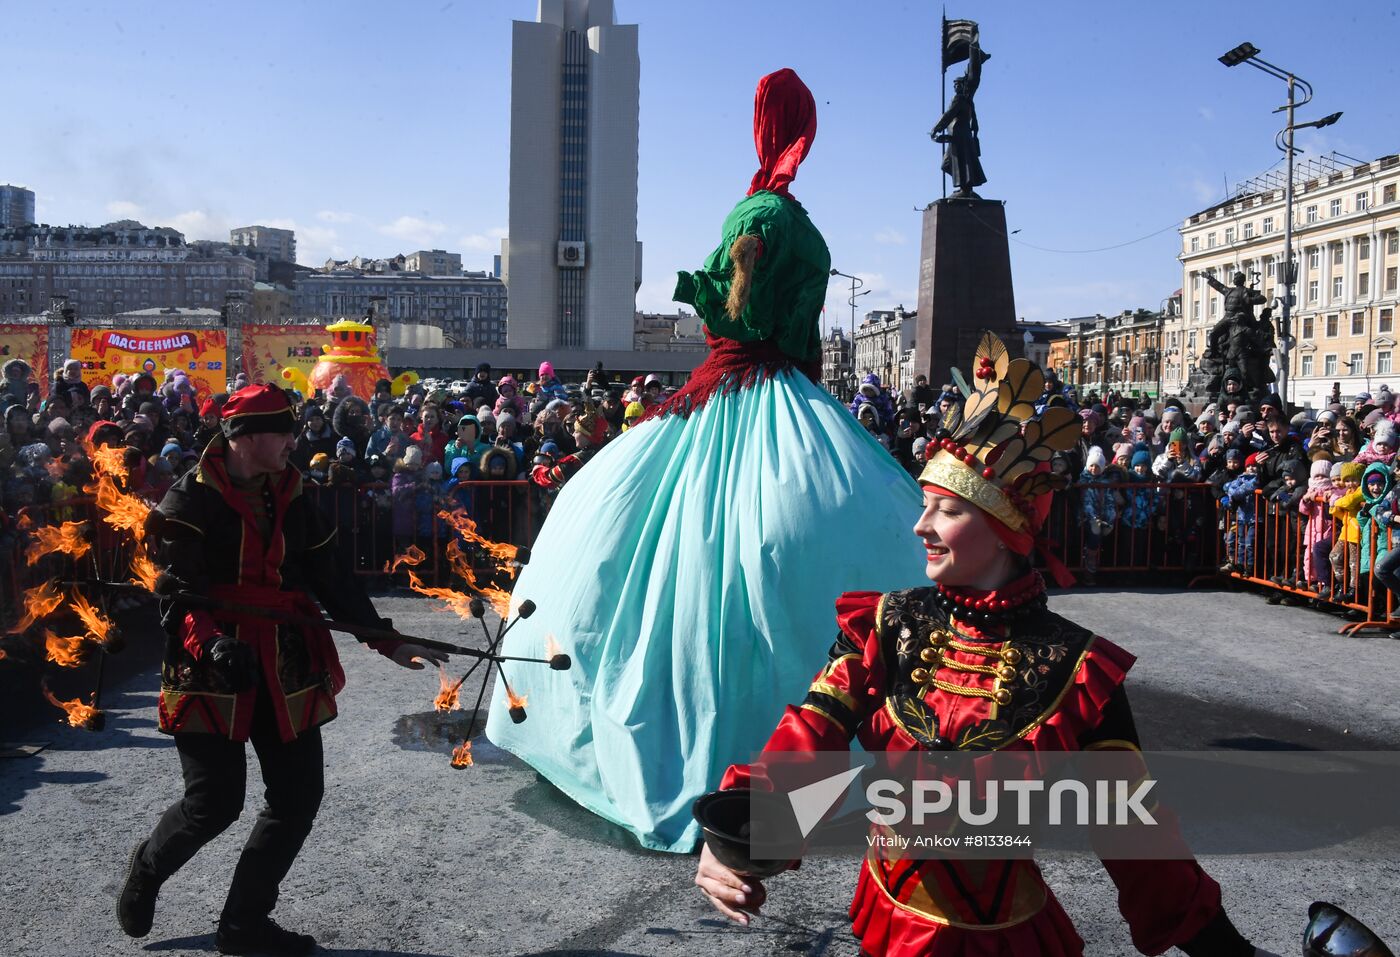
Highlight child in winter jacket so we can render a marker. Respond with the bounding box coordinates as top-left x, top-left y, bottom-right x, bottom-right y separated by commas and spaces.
1329, 461, 1367, 601
1296, 460, 1339, 593
1221, 453, 1261, 573
1076, 446, 1116, 586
